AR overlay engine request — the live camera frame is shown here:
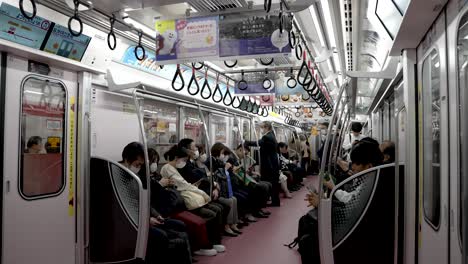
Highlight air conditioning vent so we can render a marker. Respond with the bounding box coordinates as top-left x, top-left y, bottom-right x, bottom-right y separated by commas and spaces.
187, 0, 248, 12
342, 0, 353, 71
